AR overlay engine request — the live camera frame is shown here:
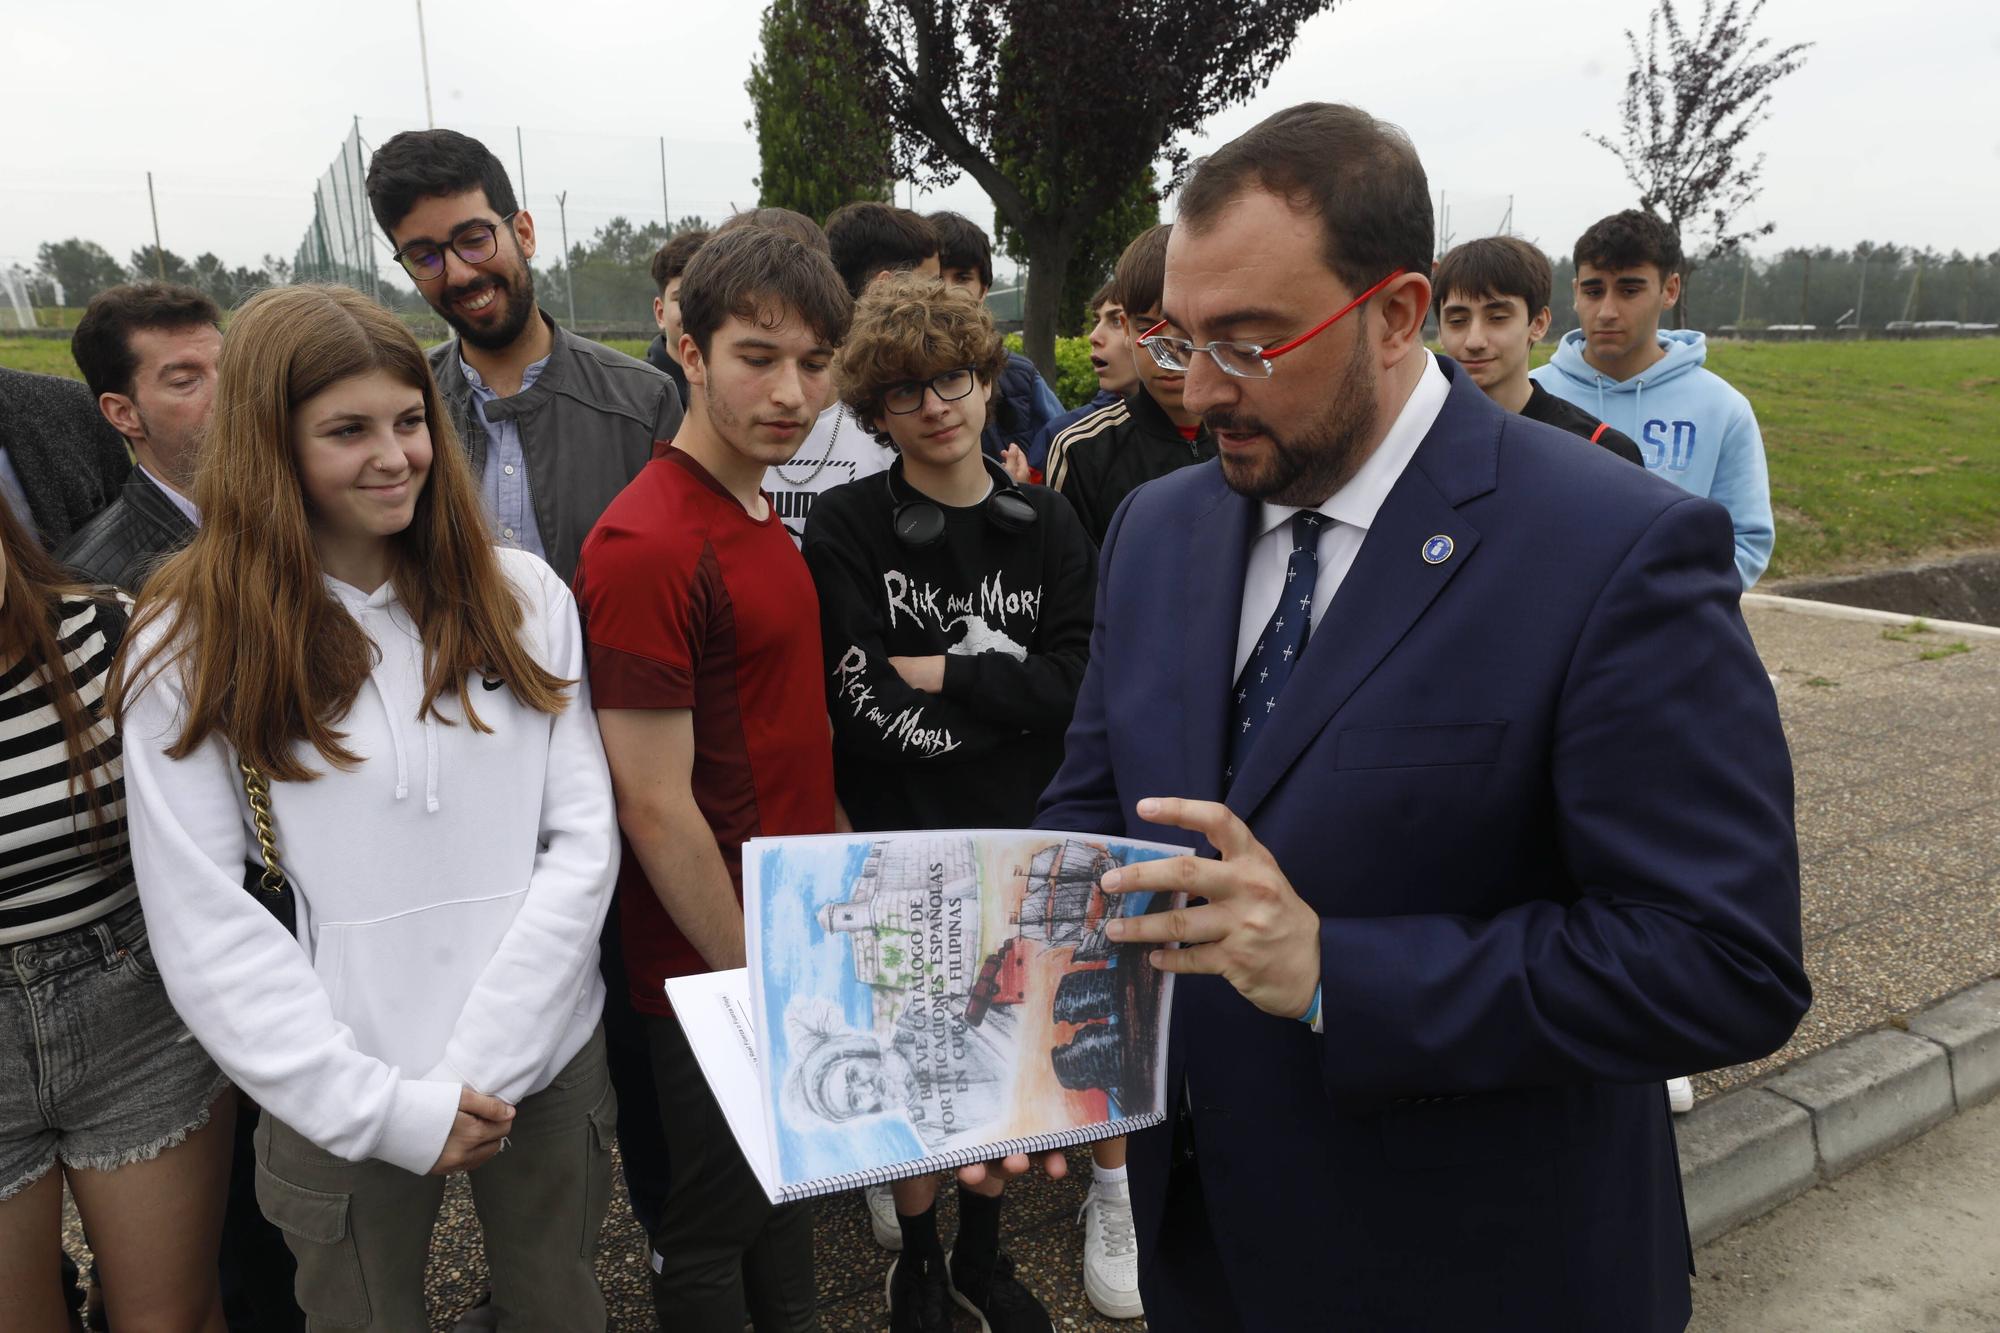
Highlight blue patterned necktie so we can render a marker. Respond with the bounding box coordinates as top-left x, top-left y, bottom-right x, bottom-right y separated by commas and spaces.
1226, 511, 1324, 787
